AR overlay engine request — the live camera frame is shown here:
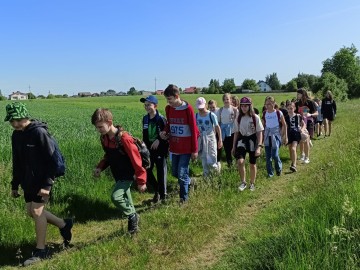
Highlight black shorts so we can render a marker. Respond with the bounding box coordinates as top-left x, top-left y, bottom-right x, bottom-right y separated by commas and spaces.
287, 129, 301, 145
24, 191, 46, 203
234, 147, 258, 164
316, 120, 323, 125
323, 113, 334, 121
